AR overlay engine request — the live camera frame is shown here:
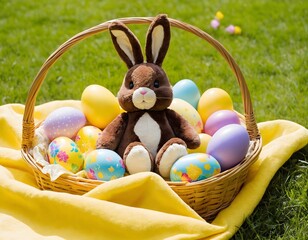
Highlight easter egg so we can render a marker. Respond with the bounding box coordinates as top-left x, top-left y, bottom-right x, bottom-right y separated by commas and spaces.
43, 107, 86, 141
197, 88, 233, 124
84, 149, 125, 181
81, 84, 121, 129
188, 133, 211, 154
47, 137, 84, 173
204, 110, 240, 136
169, 98, 203, 133
170, 153, 221, 182
75, 126, 102, 153
172, 79, 201, 109
207, 124, 250, 171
